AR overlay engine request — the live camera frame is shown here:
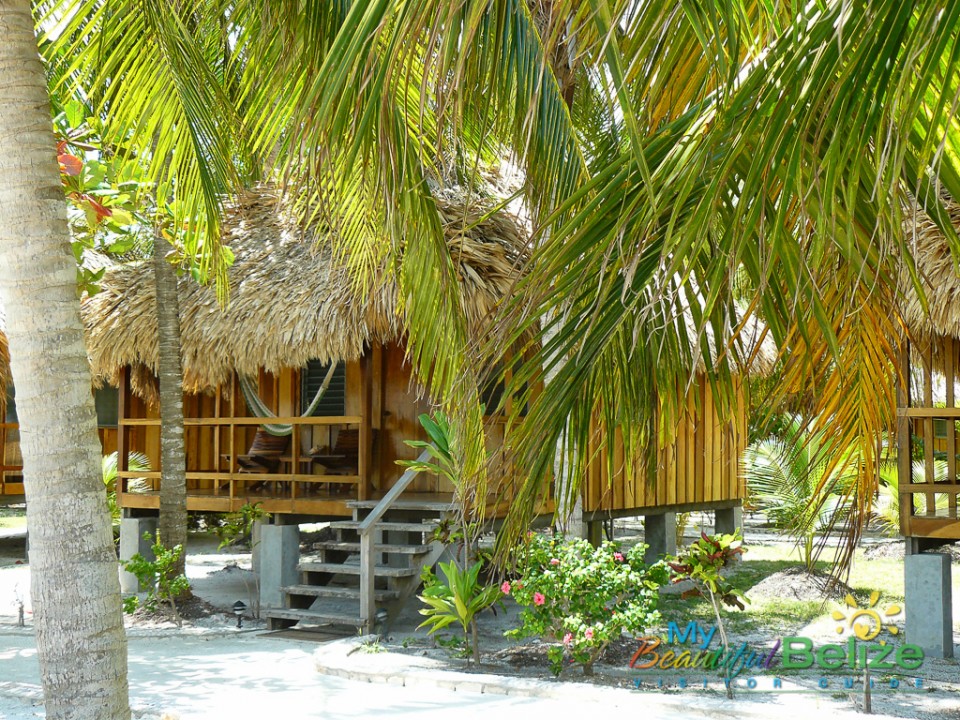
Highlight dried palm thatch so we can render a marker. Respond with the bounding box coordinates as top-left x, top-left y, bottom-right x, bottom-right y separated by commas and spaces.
82, 186, 529, 401
901, 196, 960, 343
666, 283, 778, 377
